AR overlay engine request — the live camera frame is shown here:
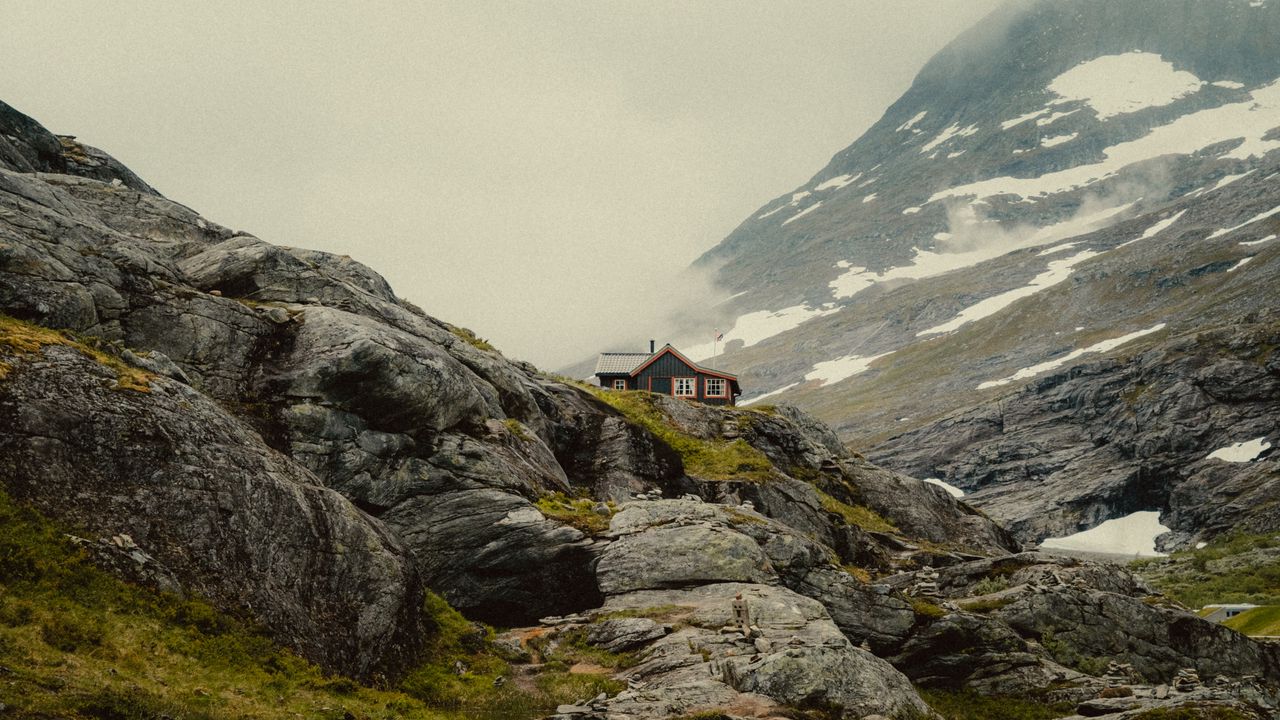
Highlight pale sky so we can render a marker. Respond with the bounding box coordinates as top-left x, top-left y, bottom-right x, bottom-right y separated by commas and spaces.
0, 1, 1002, 368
